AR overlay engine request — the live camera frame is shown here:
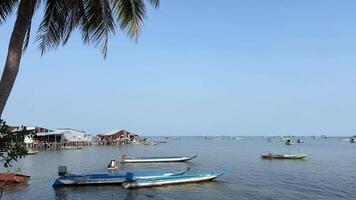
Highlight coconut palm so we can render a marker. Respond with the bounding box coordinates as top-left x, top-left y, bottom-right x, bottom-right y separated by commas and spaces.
0, 0, 159, 118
